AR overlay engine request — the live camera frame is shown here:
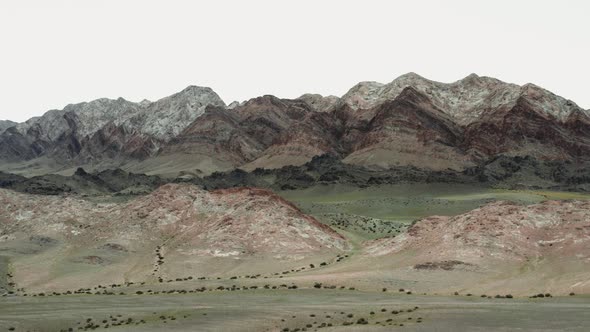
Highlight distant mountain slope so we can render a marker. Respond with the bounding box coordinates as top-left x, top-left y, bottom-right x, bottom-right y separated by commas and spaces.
0, 86, 225, 163
340, 73, 587, 125
341, 87, 470, 170
0, 120, 16, 135
1, 74, 589, 176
